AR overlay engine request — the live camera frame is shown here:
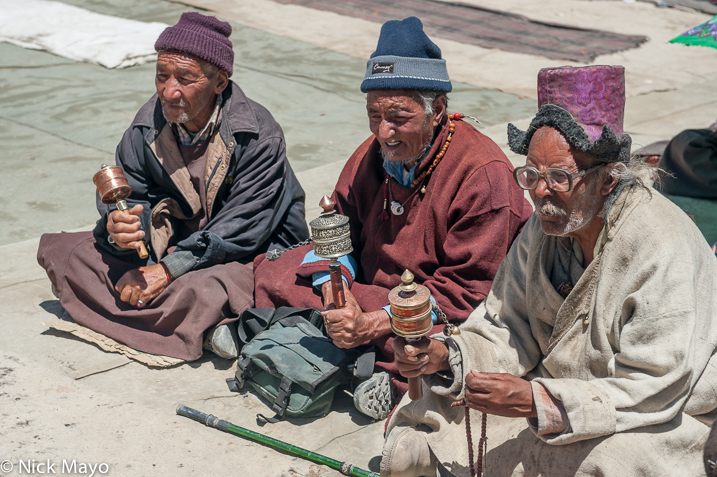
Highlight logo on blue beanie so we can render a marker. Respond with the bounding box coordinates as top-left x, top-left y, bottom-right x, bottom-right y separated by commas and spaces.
372, 63, 395, 74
